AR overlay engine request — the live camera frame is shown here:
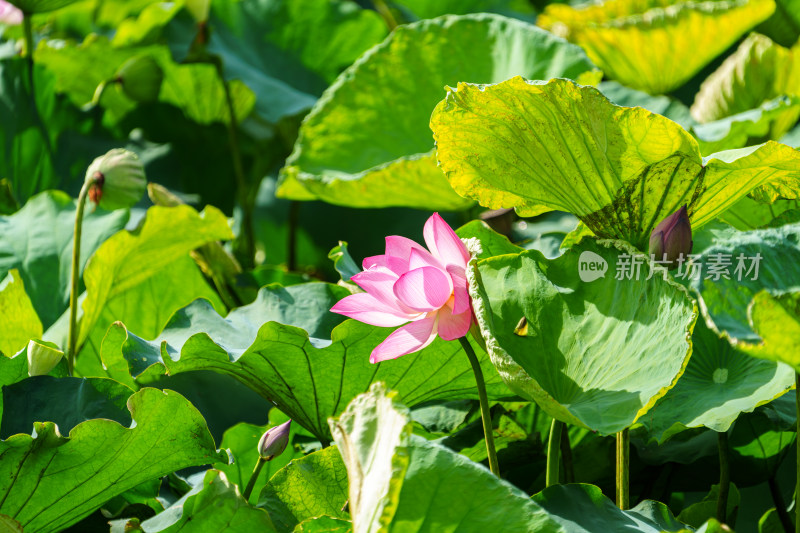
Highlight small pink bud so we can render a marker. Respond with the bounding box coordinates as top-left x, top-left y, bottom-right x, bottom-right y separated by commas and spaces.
257, 420, 291, 461
649, 205, 693, 270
